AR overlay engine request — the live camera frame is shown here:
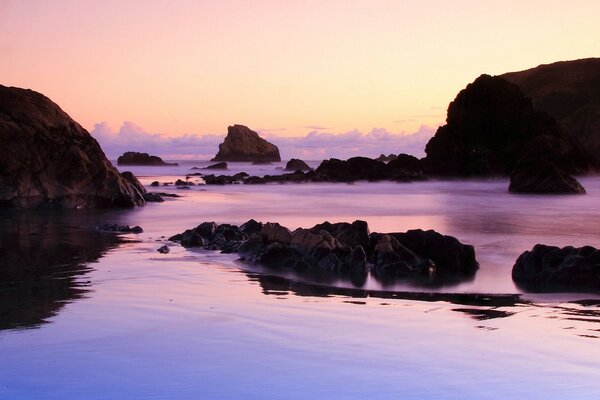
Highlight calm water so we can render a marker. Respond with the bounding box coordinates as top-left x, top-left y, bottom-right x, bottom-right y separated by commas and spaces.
1, 161, 599, 399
